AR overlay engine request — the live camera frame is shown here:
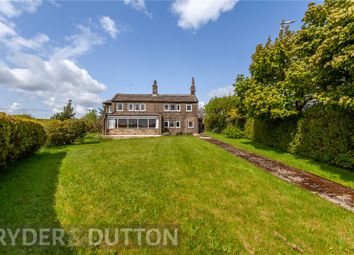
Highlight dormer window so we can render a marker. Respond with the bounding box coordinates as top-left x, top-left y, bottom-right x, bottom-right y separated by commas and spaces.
107, 105, 112, 113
